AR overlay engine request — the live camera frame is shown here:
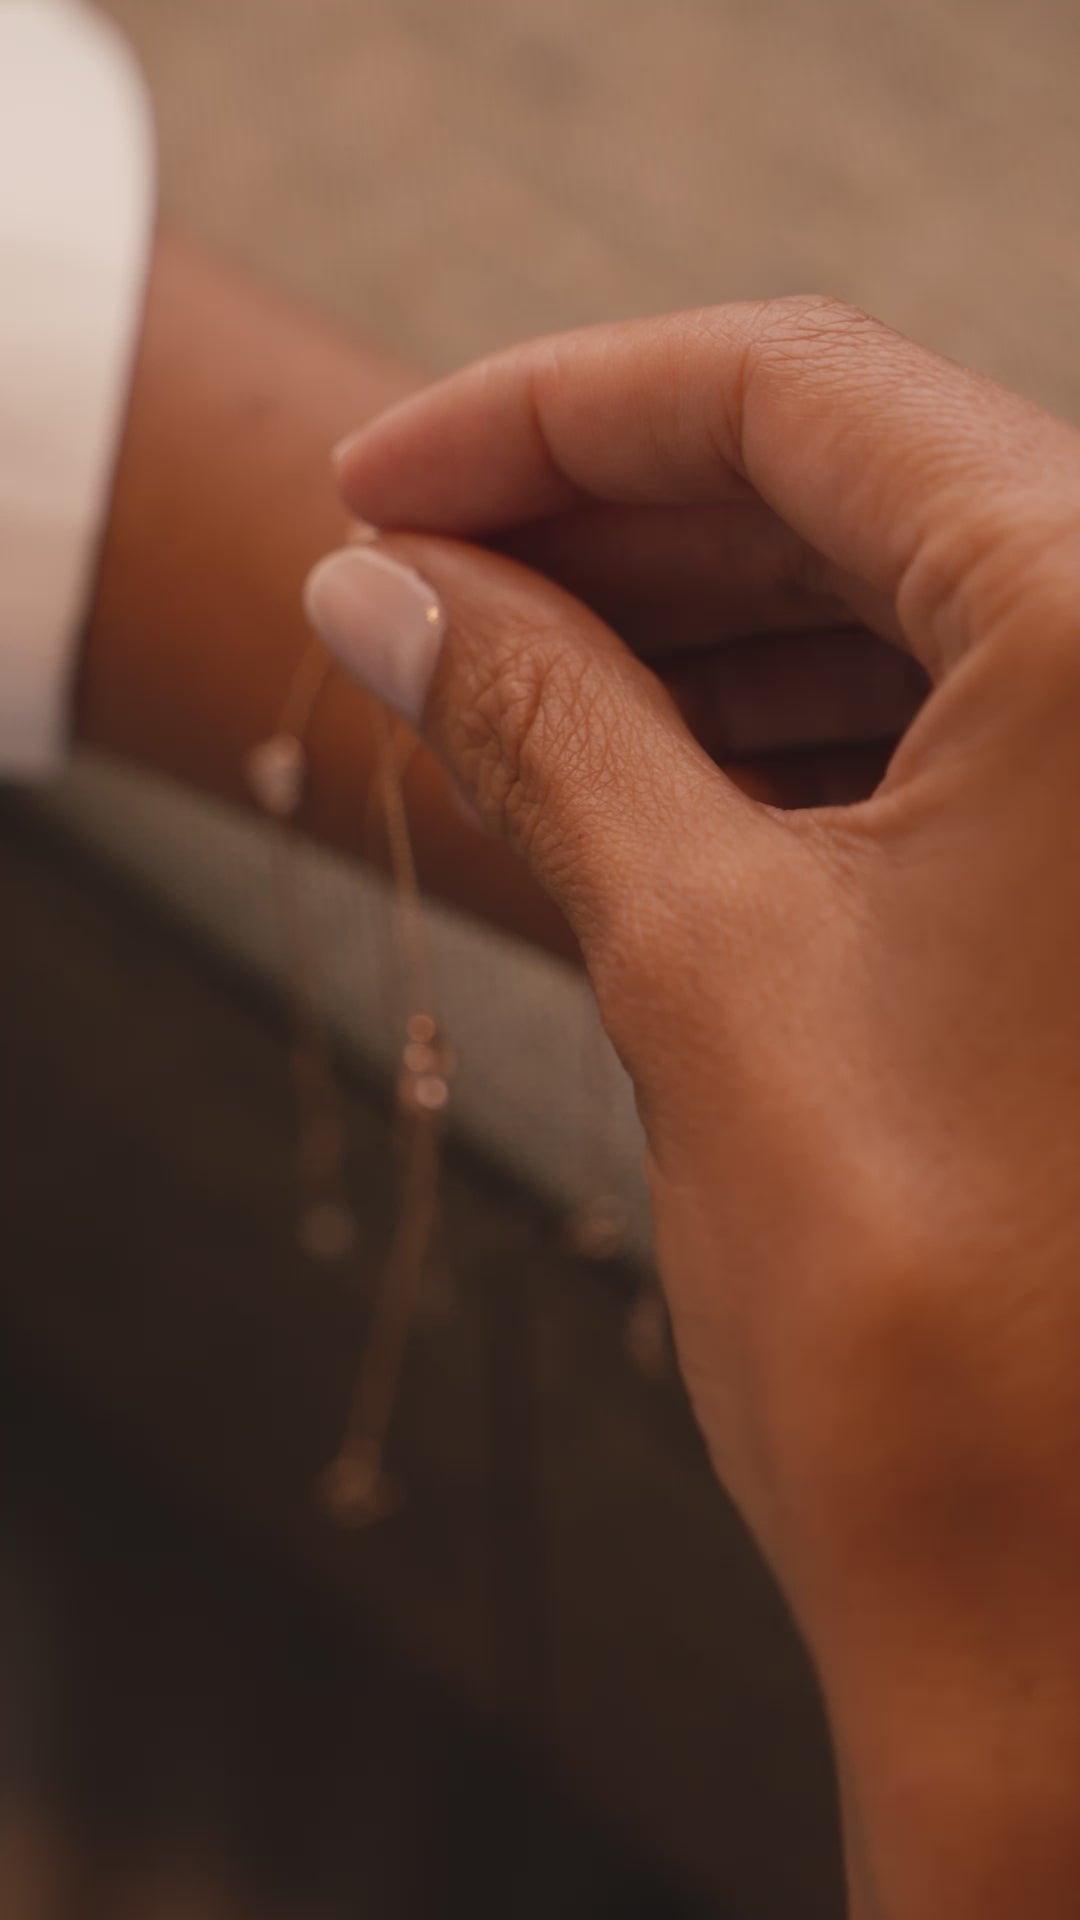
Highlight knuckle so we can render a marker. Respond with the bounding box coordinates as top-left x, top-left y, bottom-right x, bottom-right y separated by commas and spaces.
737, 296, 889, 393
744, 296, 907, 421
750, 291, 875, 345
685, 295, 895, 475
